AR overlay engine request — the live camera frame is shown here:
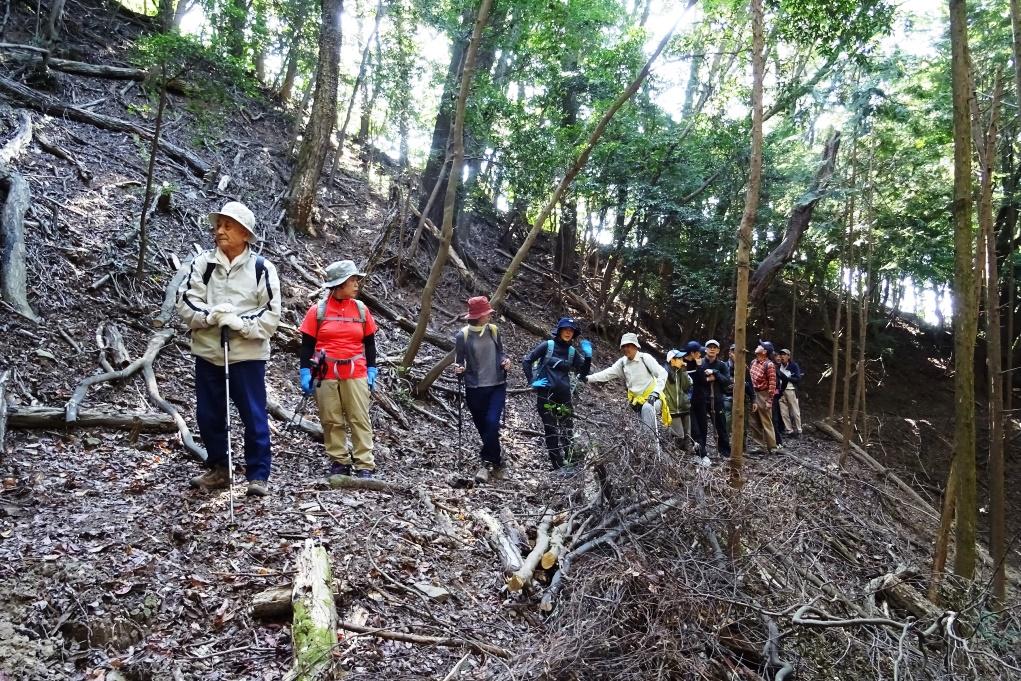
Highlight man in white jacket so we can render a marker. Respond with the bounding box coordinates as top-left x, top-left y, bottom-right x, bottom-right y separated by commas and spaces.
584, 332, 667, 434
176, 201, 281, 497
